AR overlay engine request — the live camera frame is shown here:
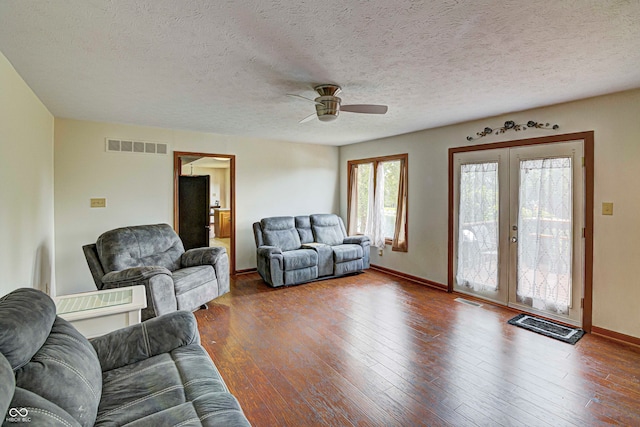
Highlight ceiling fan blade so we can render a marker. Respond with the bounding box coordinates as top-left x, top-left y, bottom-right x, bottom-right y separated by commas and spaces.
287, 94, 323, 106
341, 104, 388, 114
299, 112, 317, 123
